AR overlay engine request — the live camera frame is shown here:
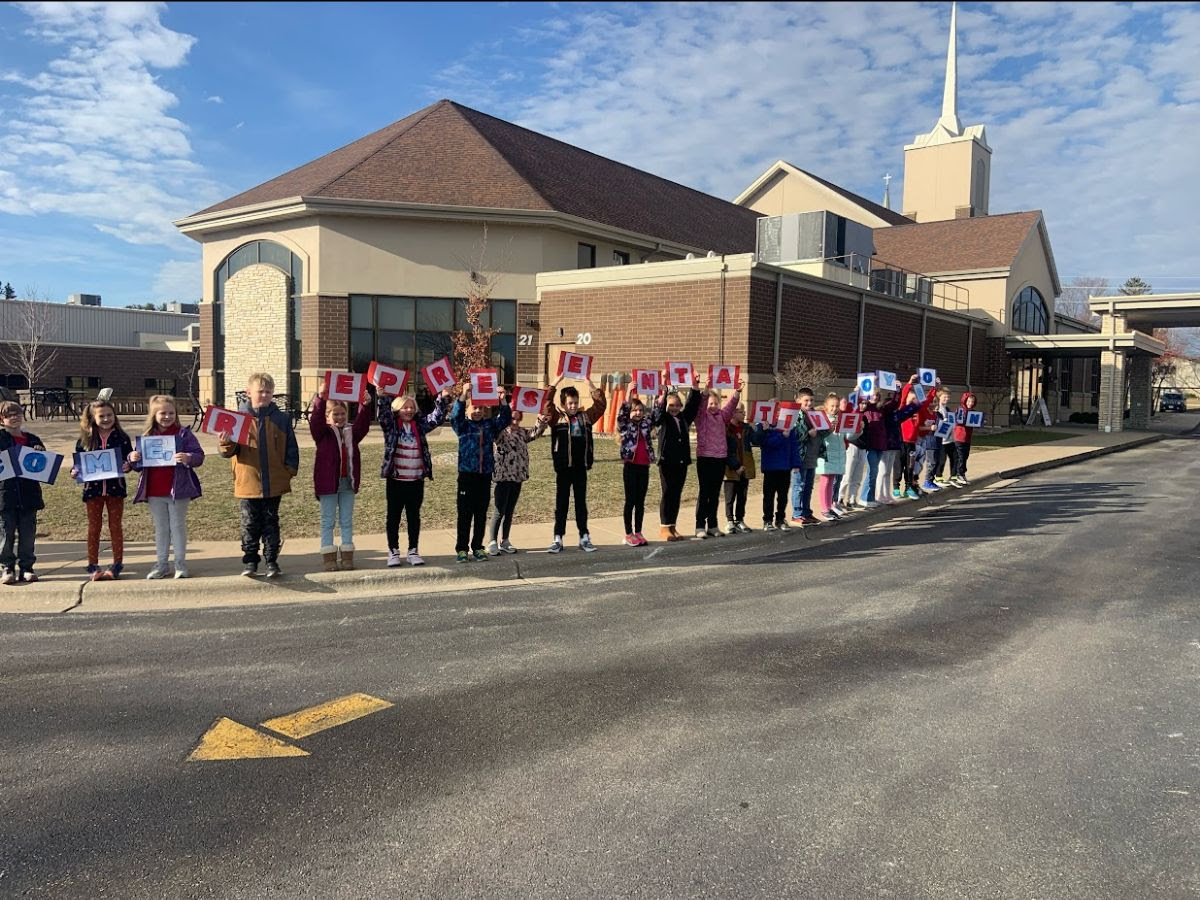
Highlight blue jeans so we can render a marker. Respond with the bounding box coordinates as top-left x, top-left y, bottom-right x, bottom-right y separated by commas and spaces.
859, 450, 881, 502
319, 489, 355, 551
790, 466, 817, 518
